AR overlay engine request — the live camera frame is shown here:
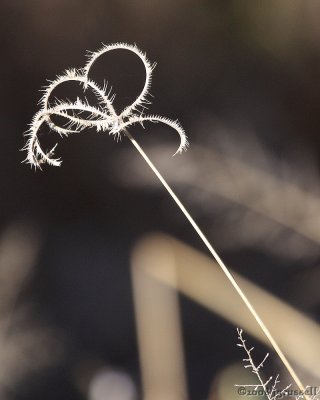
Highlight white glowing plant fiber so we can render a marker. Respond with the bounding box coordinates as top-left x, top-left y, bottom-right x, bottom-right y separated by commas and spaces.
24, 43, 188, 168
